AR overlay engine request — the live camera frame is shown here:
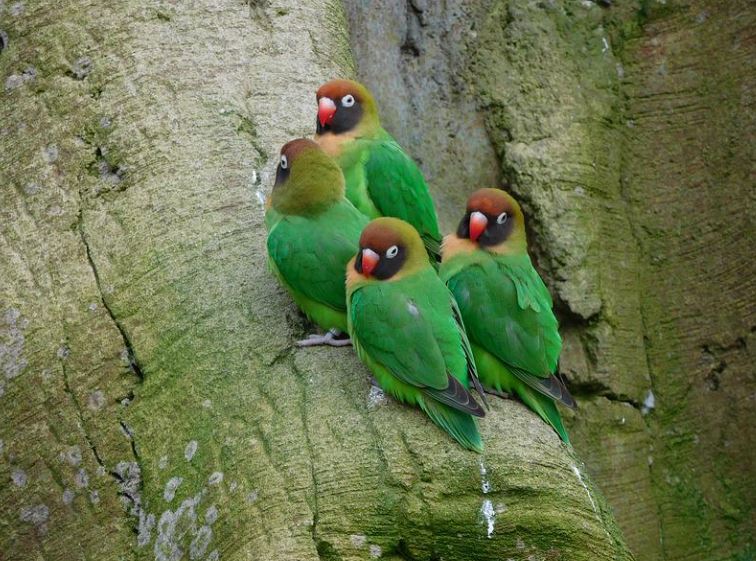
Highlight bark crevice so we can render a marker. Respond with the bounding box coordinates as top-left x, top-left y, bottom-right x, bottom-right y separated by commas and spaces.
294, 354, 322, 555
60, 358, 106, 469
75, 192, 146, 547
76, 205, 144, 382
569, 383, 643, 410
